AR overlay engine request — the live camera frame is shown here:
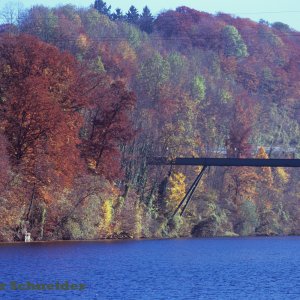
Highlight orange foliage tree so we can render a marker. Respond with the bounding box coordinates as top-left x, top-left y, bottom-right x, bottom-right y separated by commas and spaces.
0, 34, 84, 230
223, 94, 259, 231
